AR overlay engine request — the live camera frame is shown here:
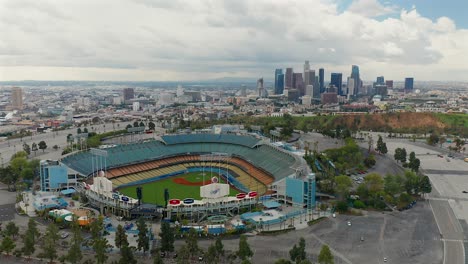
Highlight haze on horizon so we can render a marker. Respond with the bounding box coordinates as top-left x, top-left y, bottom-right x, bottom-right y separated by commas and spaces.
1, 0, 468, 82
